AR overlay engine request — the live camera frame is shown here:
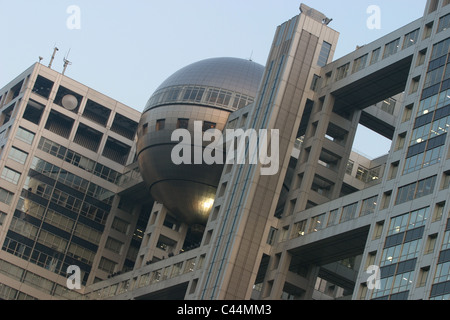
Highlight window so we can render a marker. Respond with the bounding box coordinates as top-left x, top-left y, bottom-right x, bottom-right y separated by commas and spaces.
395, 176, 436, 205
370, 48, 381, 65
8, 147, 28, 164
442, 171, 450, 190
352, 54, 368, 73
346, 160, 354, 175
308, 214, 325, 233
142, 123, 148, 135
431, 38, 450, 60
0, 188, 14, 205
360, 196, 378, 217
317, 41, 332, 67
410, 76, 420, 94
155, 119, 165, 131
335, 63, 350, 81
341, 203, 358, 223
373, 221, 384, 239
1, 167, 21, 184
105, 237, 123, 254
98, 257, 117, 274
310, 74, 321, 91
381, 191, 392, 210
0, 211, 6, 226
425, 234, 438, 254
383, 38, 400, 59
177, 118, 189, 129
416, 49, 427, 67
267, 227, 278, 245
15, 127, 35, 144
433, 202, 445, 221
327, 209, 340, 227
202, 121, 216, 131
388, 162, 399, 180
438, 14, 450, 33
291, 220, 306, 238
424, 22, 434, 40
403, 29, 419, 49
